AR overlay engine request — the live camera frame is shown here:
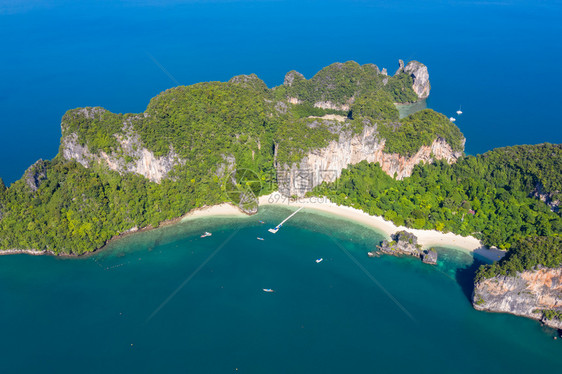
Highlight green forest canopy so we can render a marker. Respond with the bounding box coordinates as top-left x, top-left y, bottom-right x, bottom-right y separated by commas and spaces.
1, 62, 559, 259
